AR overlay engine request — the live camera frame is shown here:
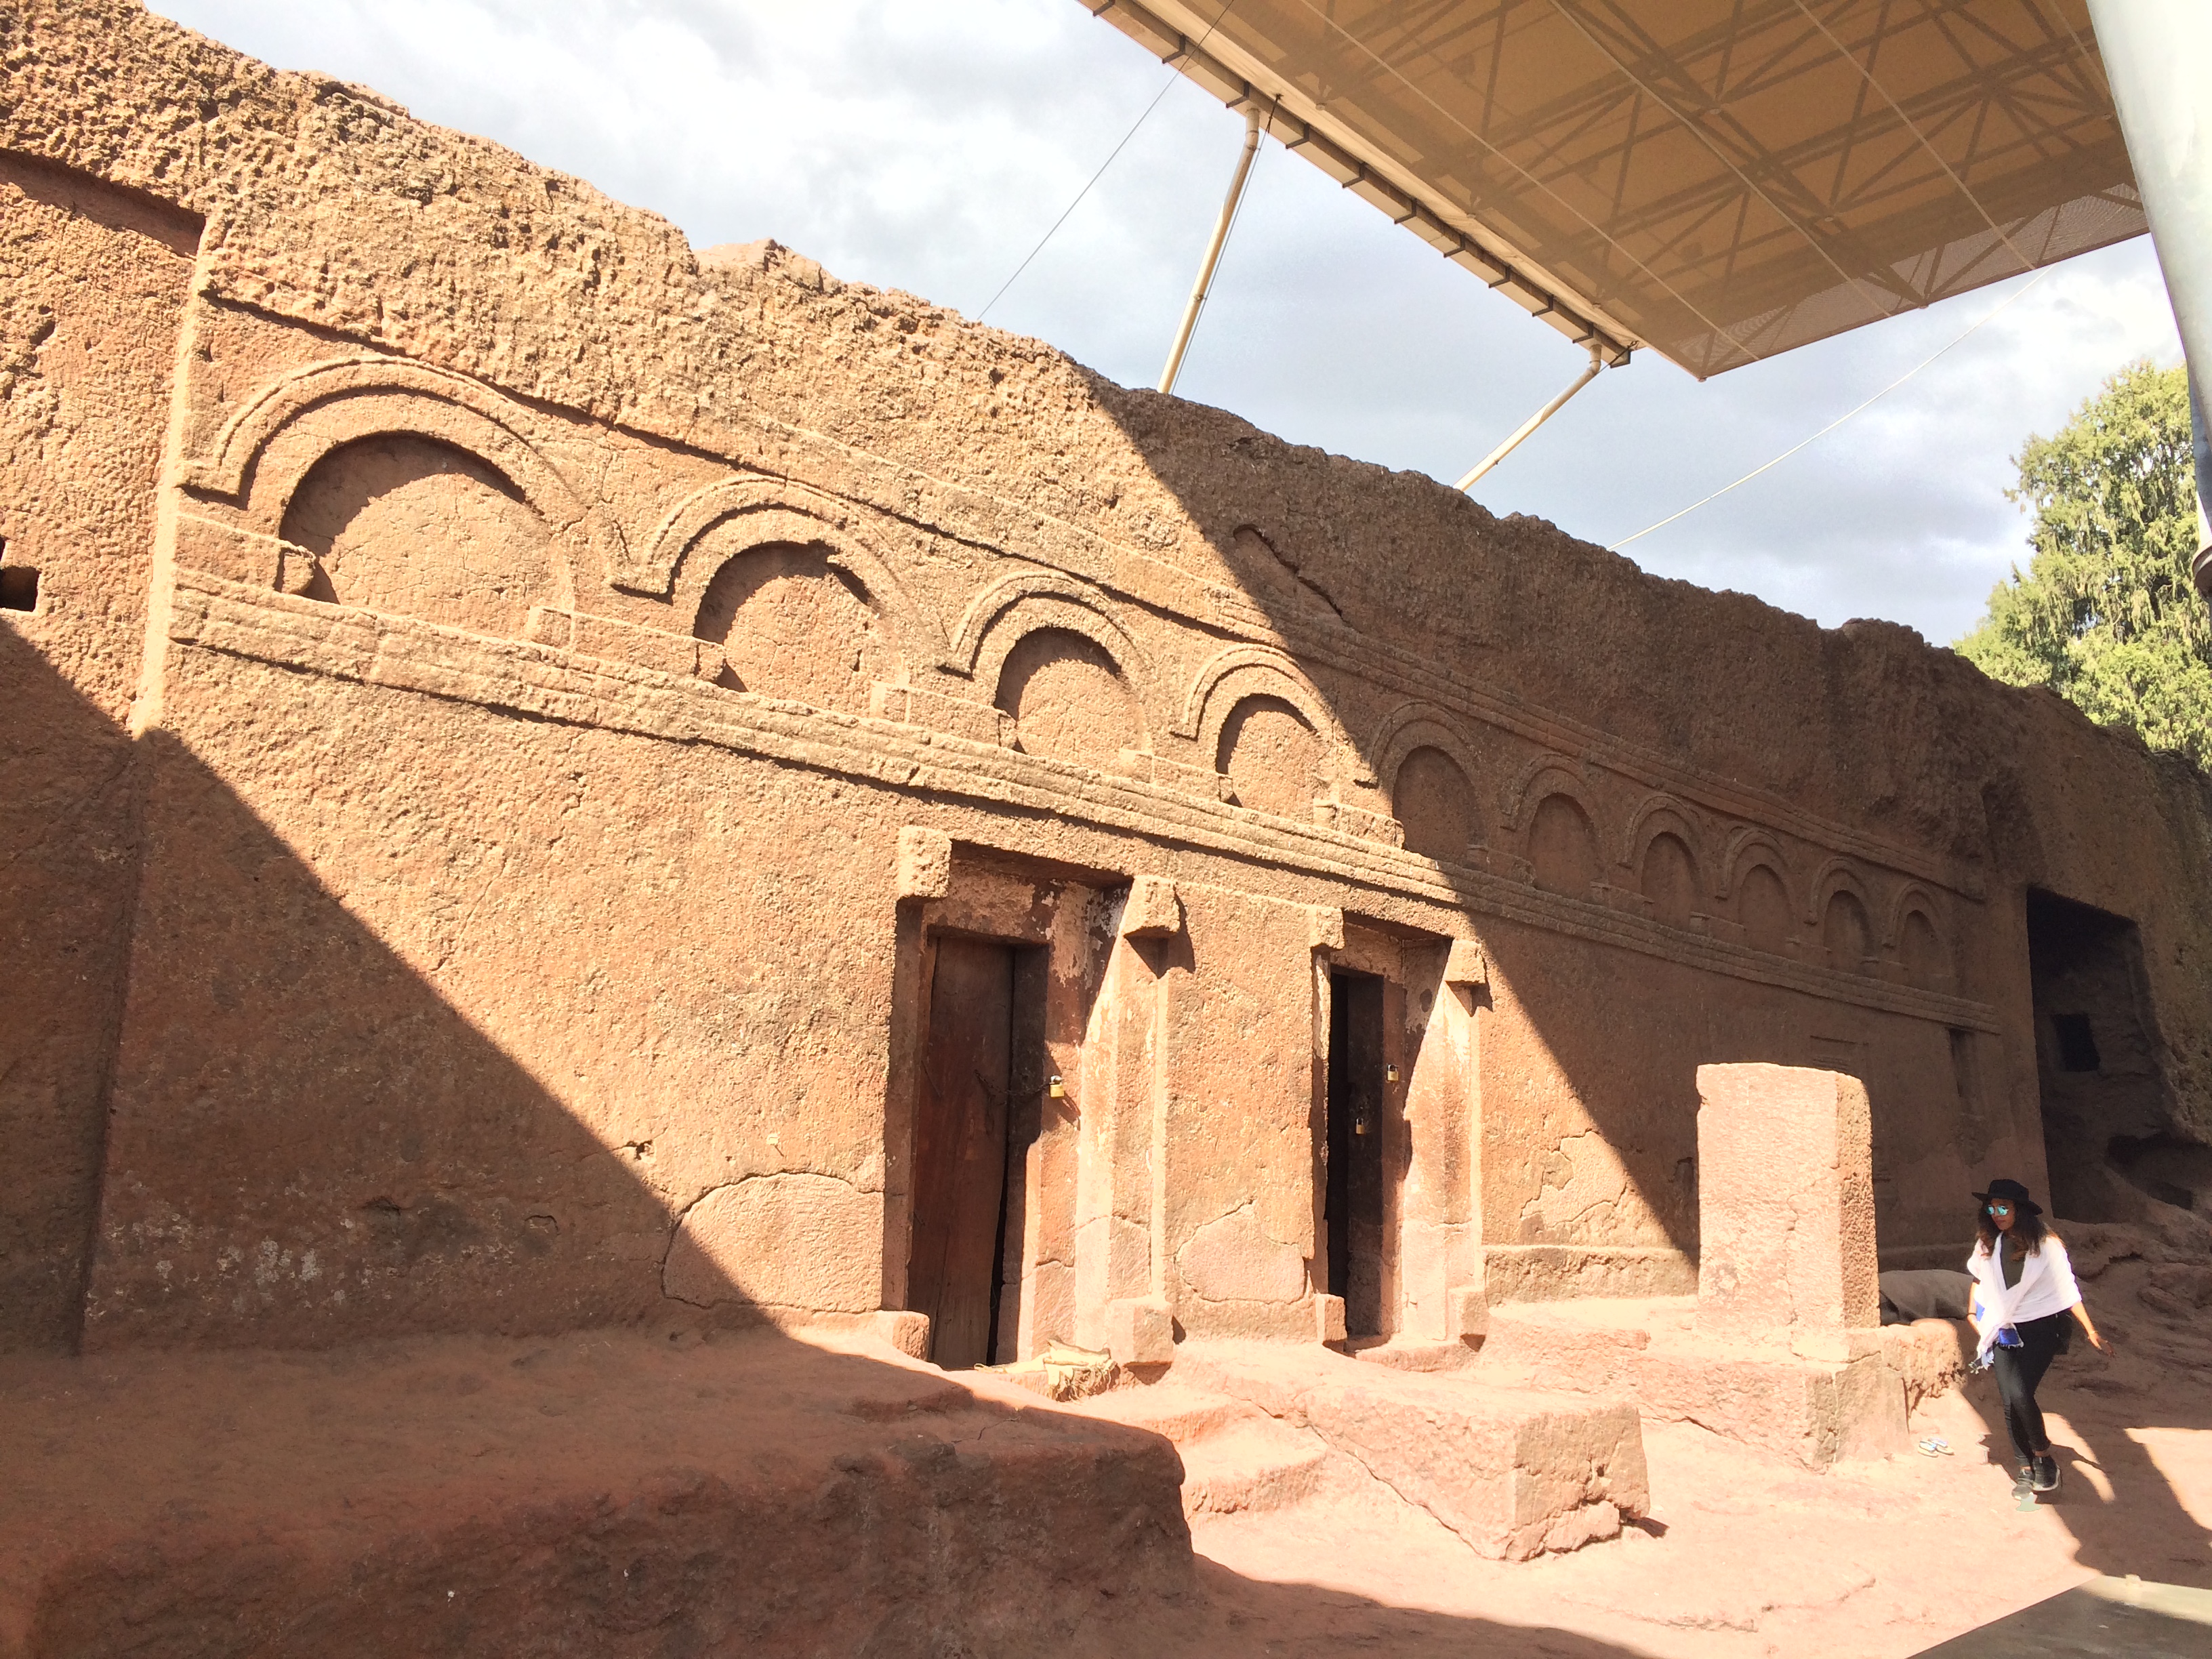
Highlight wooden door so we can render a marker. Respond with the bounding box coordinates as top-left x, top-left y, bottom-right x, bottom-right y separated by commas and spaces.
907, 937, 1015, 1368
